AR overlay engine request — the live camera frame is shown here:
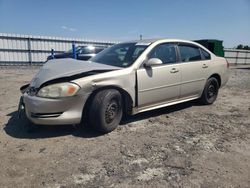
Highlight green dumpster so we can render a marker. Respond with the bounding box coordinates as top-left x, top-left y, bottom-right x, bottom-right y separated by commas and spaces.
194, 39, 224, 57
